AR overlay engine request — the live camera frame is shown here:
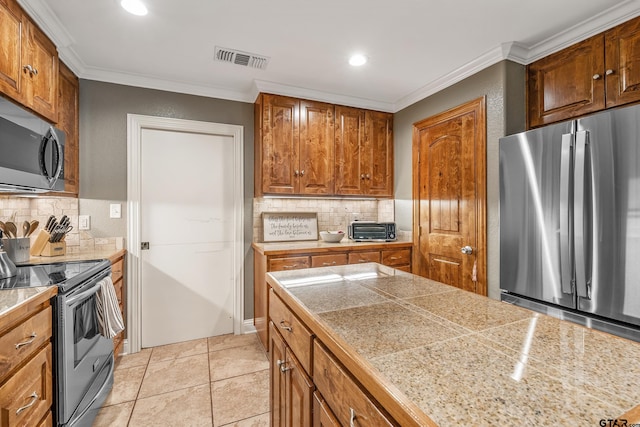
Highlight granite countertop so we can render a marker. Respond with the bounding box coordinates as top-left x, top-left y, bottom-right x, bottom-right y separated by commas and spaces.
253, 238, 412, 254
18, 248, 125, 265
0, 286, 57, 319
267, 263, 640, 426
